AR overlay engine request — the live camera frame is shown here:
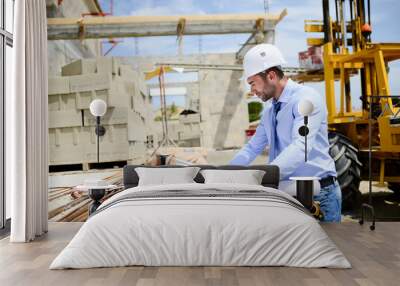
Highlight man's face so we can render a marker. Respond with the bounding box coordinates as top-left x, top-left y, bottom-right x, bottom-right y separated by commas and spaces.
247, 71, 277, 102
